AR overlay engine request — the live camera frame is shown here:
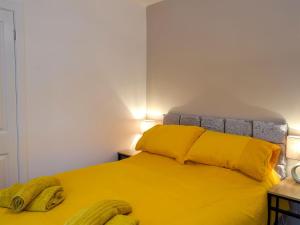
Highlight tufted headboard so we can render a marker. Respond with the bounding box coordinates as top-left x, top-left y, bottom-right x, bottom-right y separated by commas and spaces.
163, 113, 288, 179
